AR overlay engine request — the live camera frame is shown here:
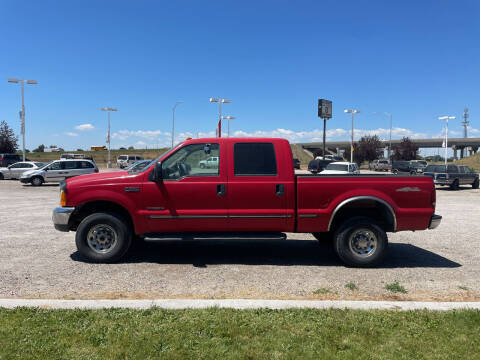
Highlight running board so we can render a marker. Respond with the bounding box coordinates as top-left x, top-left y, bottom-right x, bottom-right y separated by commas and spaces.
142, 232, 287, 241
